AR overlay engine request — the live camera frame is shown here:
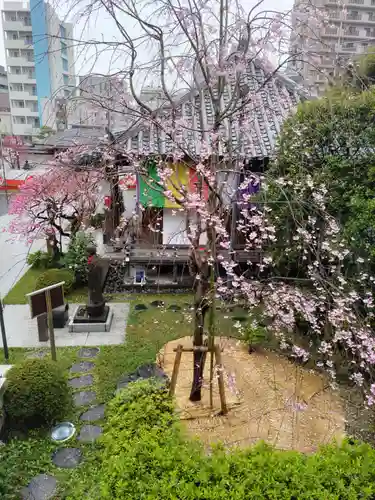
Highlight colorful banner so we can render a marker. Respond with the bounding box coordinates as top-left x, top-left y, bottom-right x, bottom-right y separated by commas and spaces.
138, 161, 209, 208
